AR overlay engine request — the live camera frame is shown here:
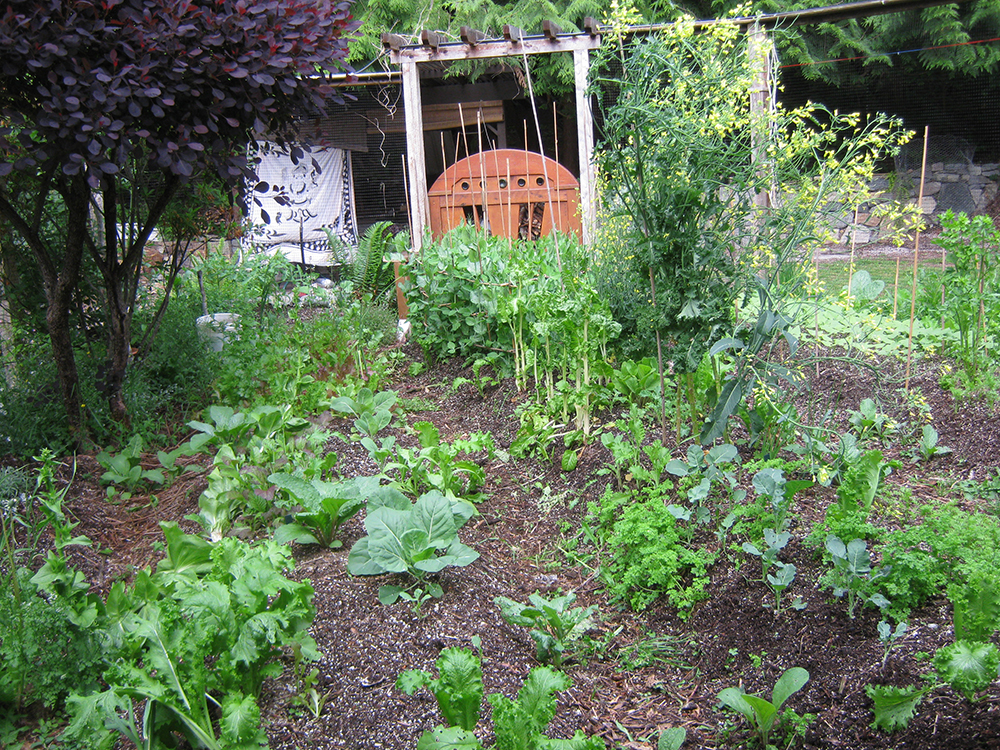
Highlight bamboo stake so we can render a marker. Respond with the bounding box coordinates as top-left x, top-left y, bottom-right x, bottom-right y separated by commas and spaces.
506, 158, 513, 251
905, 125, 931, 391
458, 103, 478, 232
815, 256, 820, 378
846, 206, 859, 305
489, 148, 508, 238
440, 132, 451, 237
892, 256, 901, 319
476, 107, 489, 235
553, 102, 561, 234
520, 50, 561, 272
